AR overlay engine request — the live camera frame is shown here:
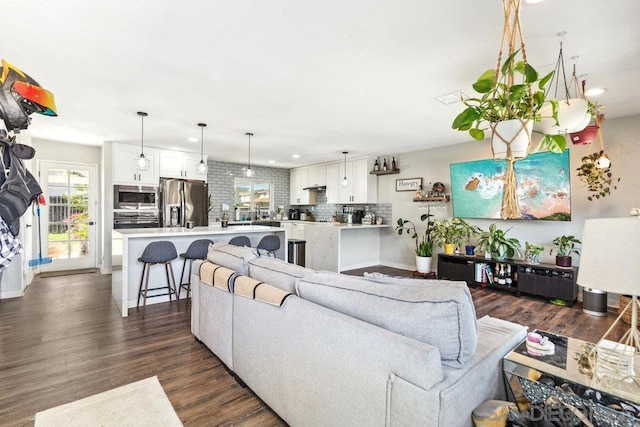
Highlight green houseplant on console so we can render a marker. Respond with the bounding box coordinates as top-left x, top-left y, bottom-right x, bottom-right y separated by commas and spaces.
524, 242, 544, 264
432, 218, 479, 255
475, 223, 521, 261
550, 235, 580, 268
396, 209, 435, 274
